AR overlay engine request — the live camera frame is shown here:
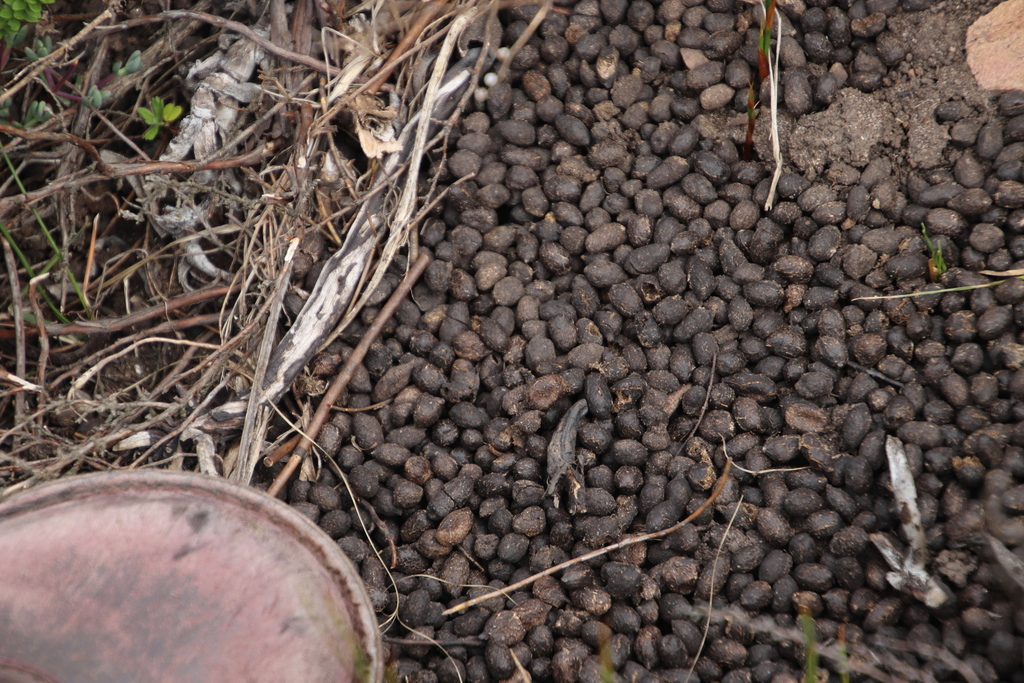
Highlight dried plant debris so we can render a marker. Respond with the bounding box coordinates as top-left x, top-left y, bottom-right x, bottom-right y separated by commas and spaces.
984, 469, 1023, 543
987, 534, 1024, 597
870, 435, 951, 609
101, 27, 272, 290
349, 94, 402, 159
545, 398, 588, 502
188, 26, 490, 445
